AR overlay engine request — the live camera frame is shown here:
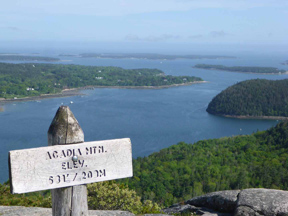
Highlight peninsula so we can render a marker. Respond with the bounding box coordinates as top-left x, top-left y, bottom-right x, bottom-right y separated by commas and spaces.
0, 62, 203, 101
75, 53, 236, 60
194, 64, 286, 74
206, 79, 288, 119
